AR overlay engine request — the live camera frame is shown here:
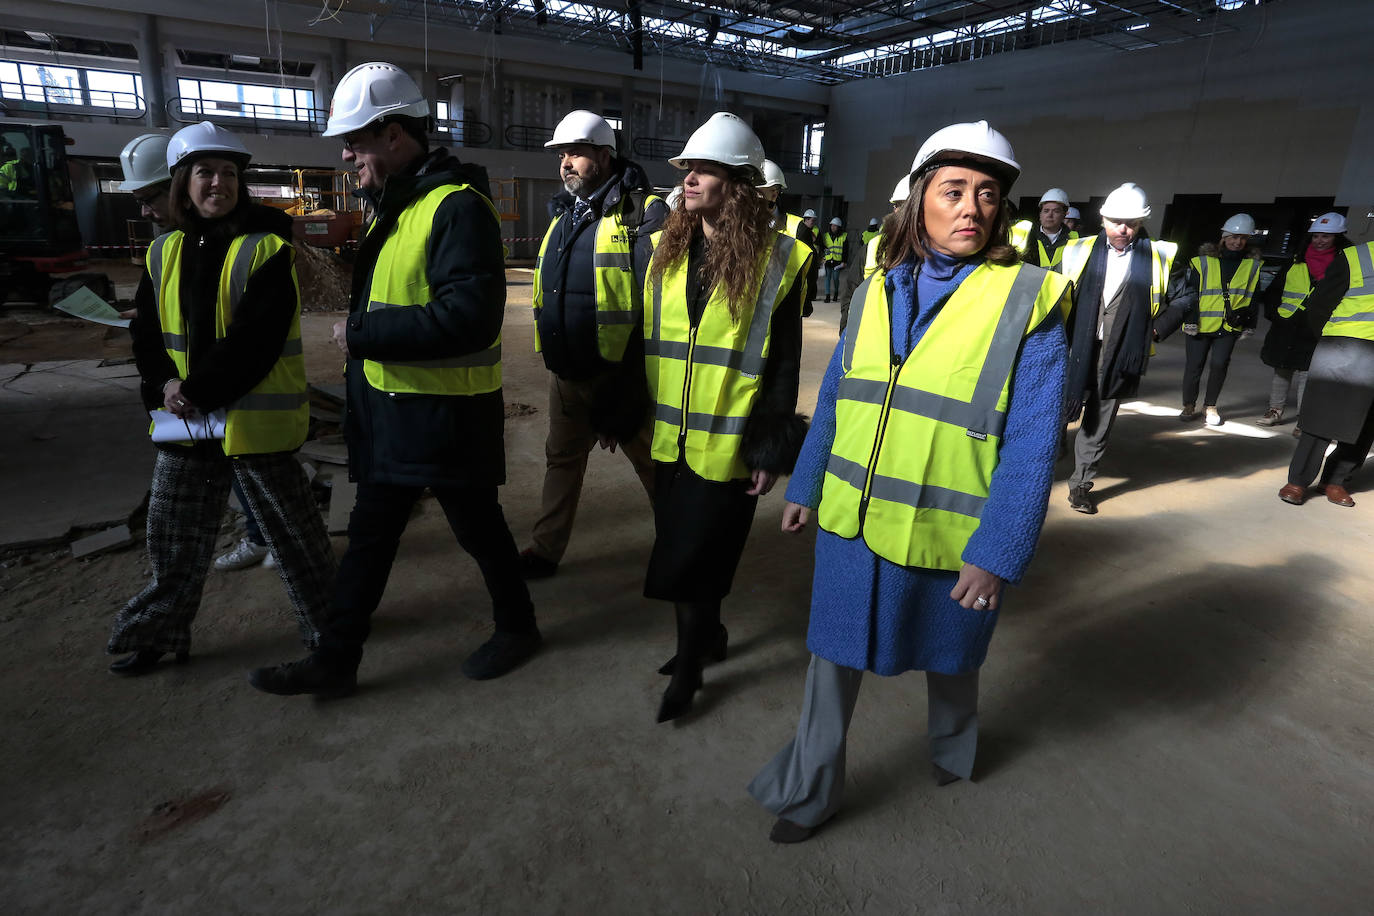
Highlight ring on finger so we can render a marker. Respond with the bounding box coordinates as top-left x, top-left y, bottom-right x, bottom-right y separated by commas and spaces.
973, 595, 990, 609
